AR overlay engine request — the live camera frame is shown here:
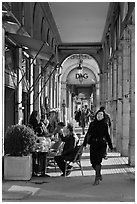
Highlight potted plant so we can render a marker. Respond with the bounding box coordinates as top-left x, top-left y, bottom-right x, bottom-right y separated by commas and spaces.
4, 124, 37, 180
